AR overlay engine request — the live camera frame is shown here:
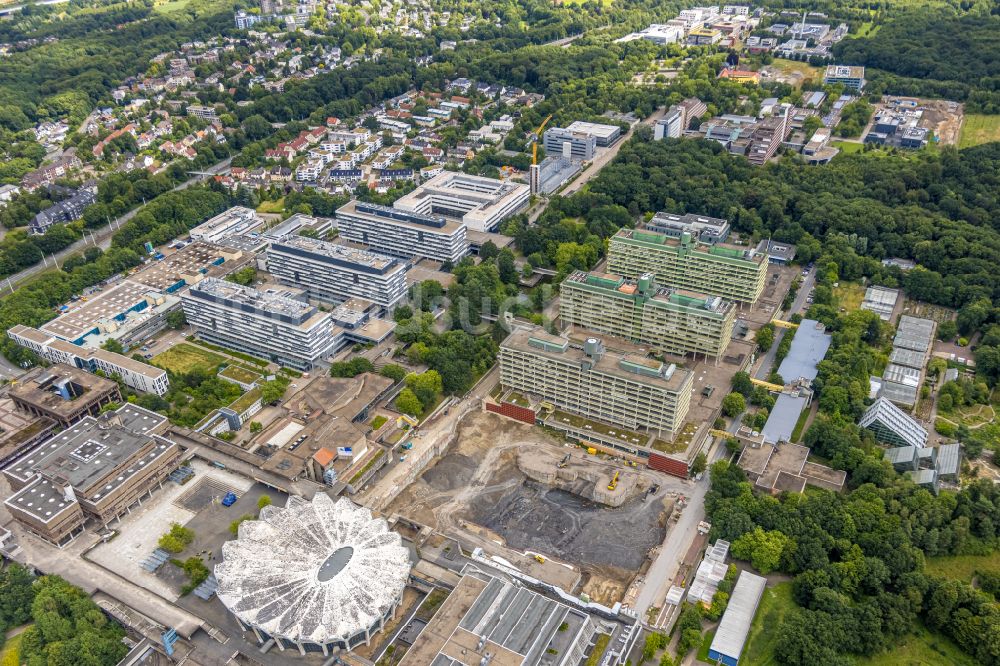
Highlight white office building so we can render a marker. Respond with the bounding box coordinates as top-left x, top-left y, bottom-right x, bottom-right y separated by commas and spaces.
654, 107, 685, 140
391, 171, 530, 233
335, 200, 468, 263
542, 128, 597, 161
180, 278, 339, 370
267, 235, 407, 310
188, 206, 262, 244
7, 325, 170, 396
